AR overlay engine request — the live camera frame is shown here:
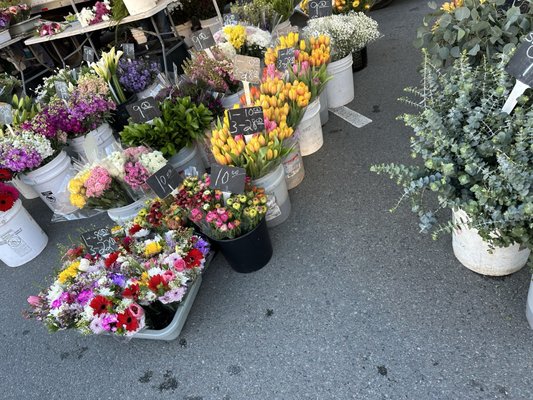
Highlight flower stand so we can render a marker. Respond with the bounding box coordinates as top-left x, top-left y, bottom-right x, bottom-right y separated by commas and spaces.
133, 276, 203, 340
0, 199, 48, 267
452, 209, 530, 276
